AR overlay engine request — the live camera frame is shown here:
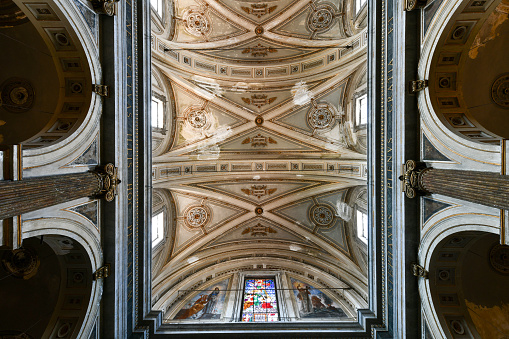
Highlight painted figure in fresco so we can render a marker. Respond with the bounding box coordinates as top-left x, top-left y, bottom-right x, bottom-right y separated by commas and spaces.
174, 287, 222, 319
203, 287, 220, 314
311, 295, 326, 309
174, 294, 209, 319
297, 284, 312, 313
